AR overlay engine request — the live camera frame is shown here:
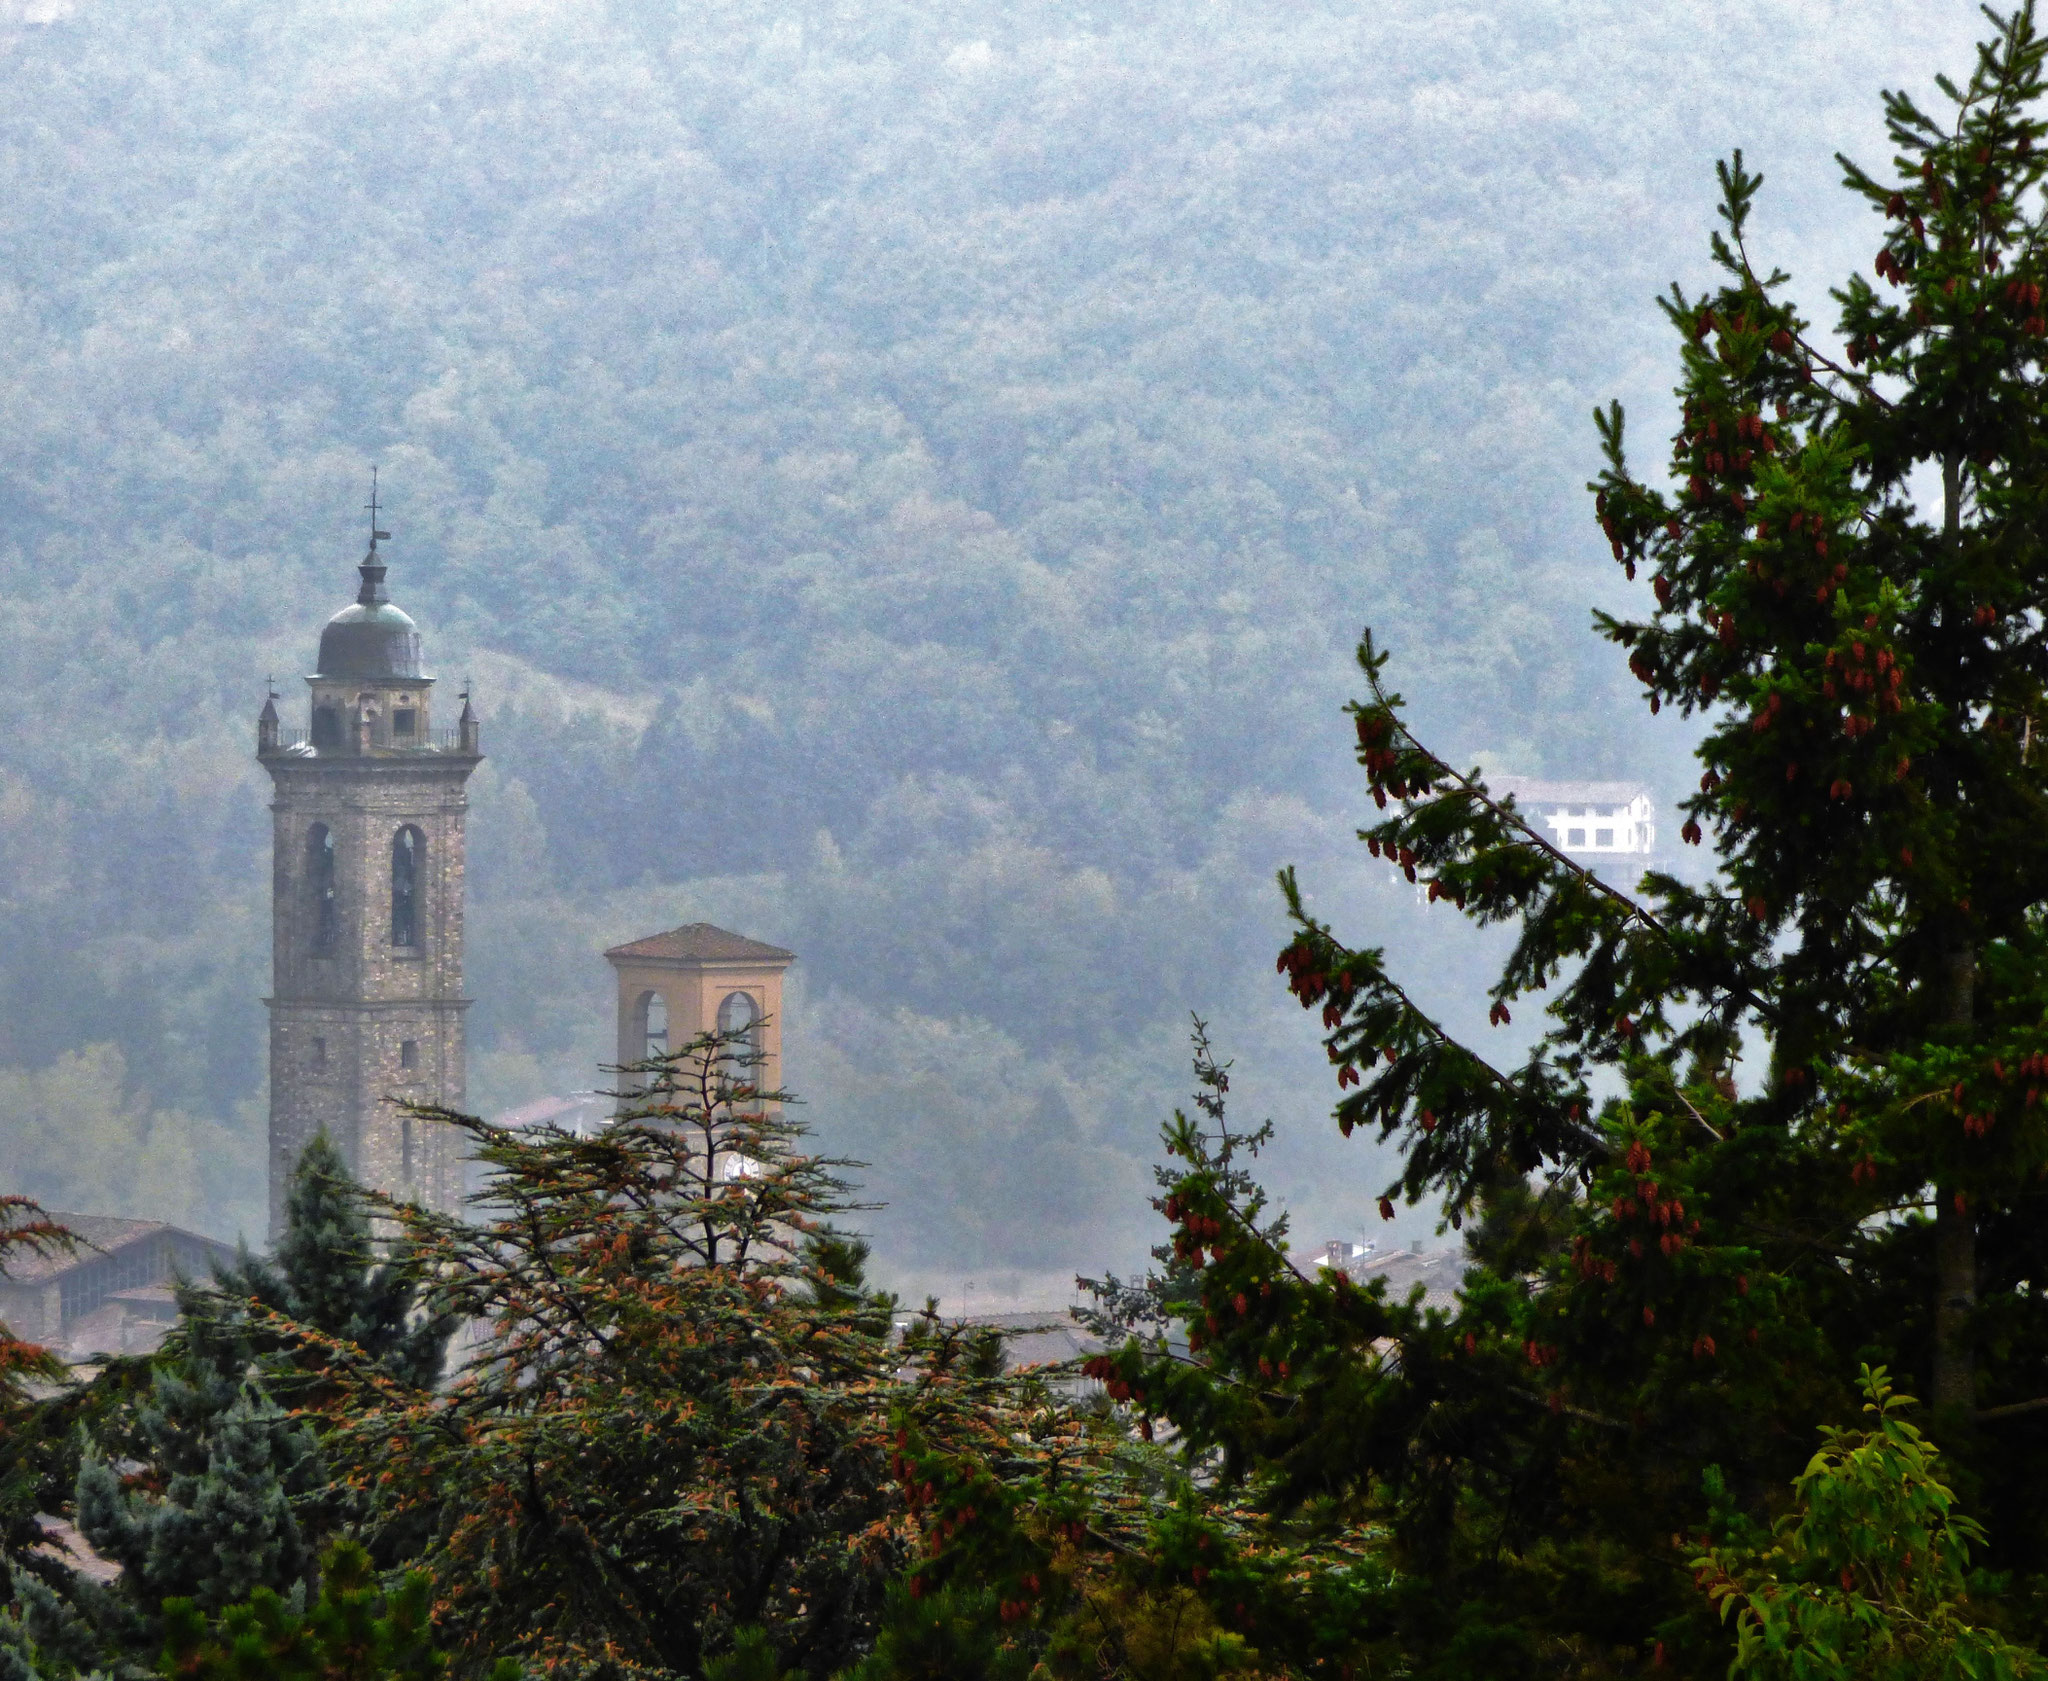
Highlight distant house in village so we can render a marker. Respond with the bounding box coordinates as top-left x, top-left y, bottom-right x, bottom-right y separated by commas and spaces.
0, 1215, 238, 1361
953, 1310, 1106, 1380
1317, 1239, 1377, 1269
934, 1245, 1470, 1398
1490, 777, 1657, 860
1318, 1240, 1467, 1315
